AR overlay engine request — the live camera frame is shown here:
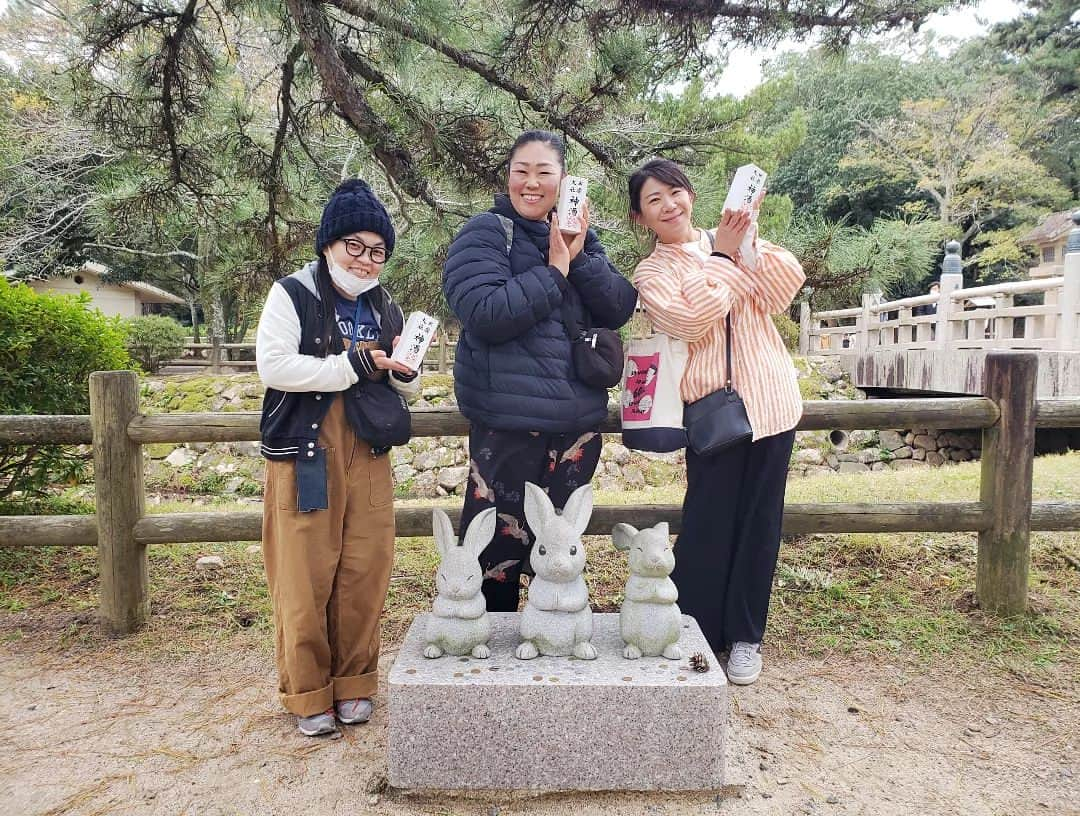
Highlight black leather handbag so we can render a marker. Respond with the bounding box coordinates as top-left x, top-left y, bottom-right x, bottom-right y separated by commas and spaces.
683, 314, 752, 456
561, 299, 624, 389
